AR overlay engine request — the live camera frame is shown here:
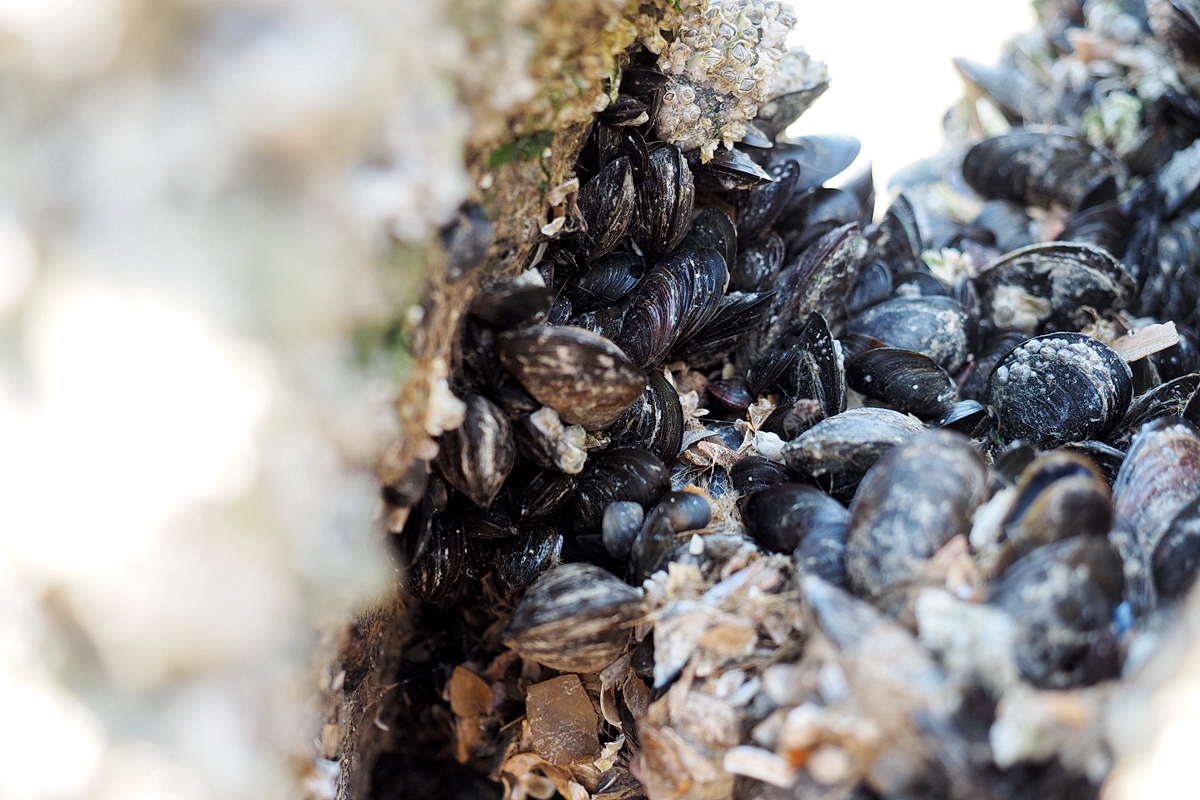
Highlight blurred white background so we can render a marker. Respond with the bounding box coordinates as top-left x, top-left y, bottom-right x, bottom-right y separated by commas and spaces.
0, 1, 1037, 799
